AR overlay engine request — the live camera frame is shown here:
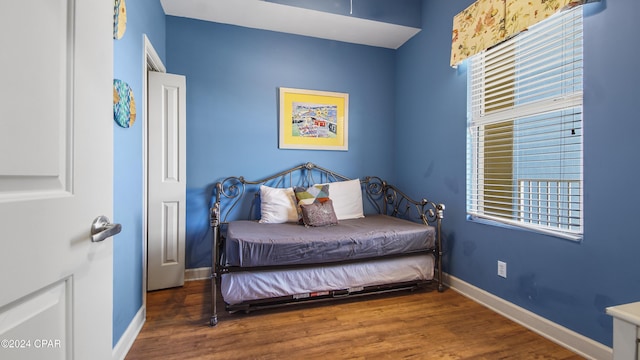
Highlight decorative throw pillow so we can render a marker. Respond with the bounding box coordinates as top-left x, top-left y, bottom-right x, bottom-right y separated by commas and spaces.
294, 184, 330, 223
300, 199, 338, 227
258, 185, 298, 223
294, 184, 330, 204
322, 179, 364, 220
